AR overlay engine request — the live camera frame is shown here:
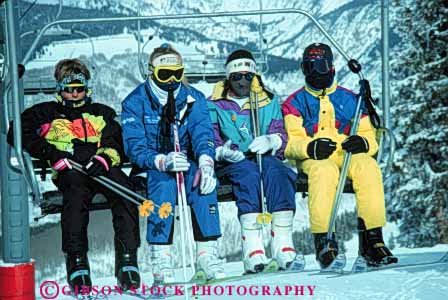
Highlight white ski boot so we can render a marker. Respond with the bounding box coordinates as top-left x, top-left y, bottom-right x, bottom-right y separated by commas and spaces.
196, 240, 226, 280
240, 213, 269, 273
150, 245, 175, 284
271, 211, 297, 270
